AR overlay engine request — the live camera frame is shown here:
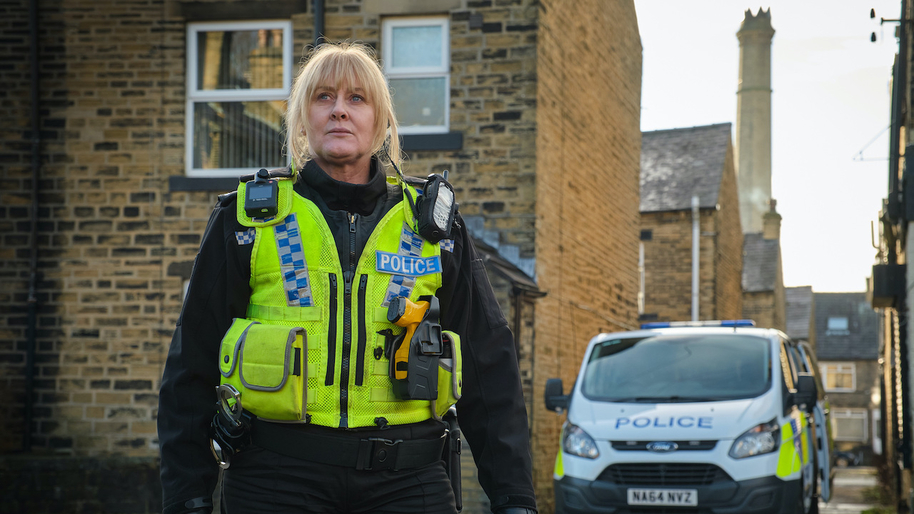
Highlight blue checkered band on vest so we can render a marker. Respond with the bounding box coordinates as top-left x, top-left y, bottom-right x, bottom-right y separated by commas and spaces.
383, 223, 425, 306
235, 228, 256, 245
275, 213, 313, 307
